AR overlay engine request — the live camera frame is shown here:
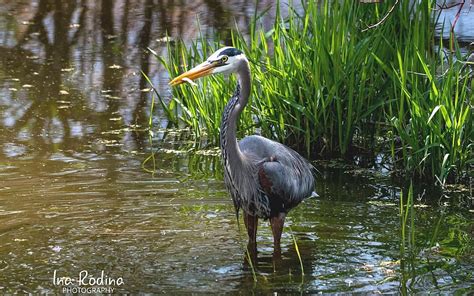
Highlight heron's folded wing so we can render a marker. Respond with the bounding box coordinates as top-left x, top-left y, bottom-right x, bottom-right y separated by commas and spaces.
258, 160, 312, 207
